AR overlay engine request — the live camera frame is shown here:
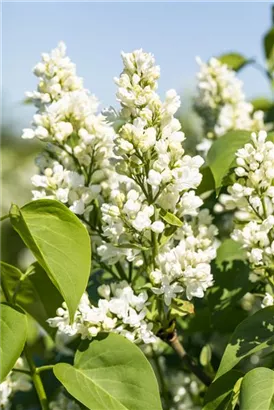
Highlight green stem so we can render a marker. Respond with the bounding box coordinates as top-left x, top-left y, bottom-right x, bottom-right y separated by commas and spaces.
1, 275, 50, 410
0, 214, 9, 222
36, 365, 54, 375
24, 348, 49, 410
